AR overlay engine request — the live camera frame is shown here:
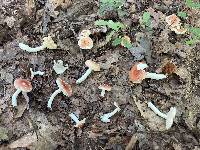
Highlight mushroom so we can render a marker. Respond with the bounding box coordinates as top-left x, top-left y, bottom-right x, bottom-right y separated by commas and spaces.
79, 29, 91, 37
171, 26, 187, 34
12, 78, 32, 107
129, 62, 167, 83
76, 60, 100, 84
78, 36, 93, 49
98, 84, 112, 97
100, 102, 121, 123
148, 101, 176, 129
165, 14, 181, 28
30, 68, 45, 80
129, 62, 147, 83
19, 36, 57, 52
69, 113, 86, 128
47, 78, 72, 109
